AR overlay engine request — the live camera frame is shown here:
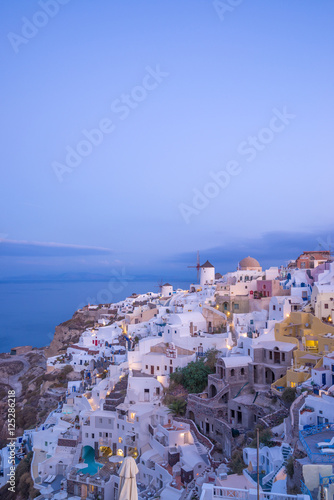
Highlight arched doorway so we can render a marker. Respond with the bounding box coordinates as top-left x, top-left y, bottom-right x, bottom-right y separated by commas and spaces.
209, 384, 217, 398
265, 369, 275, 384
188, 410, 195, 421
